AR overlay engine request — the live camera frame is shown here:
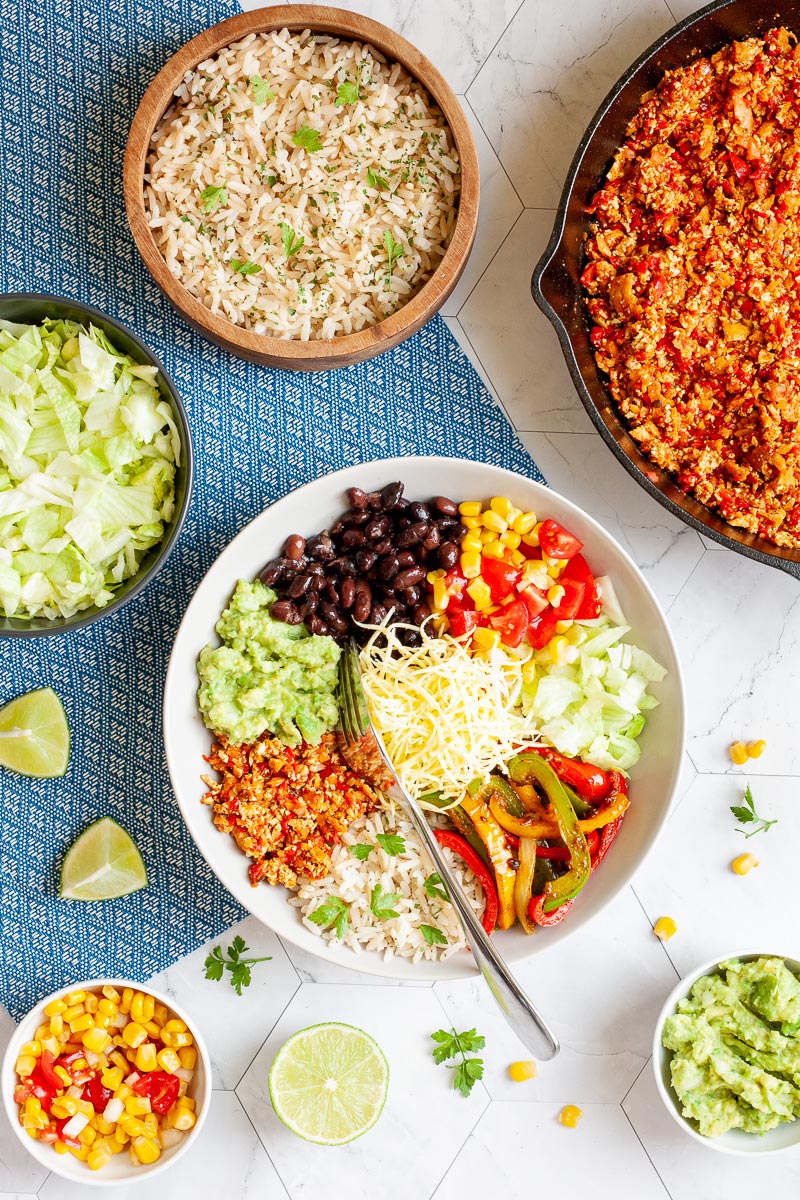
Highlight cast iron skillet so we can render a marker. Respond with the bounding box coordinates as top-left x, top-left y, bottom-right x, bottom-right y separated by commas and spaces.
531, 0, 800, 580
